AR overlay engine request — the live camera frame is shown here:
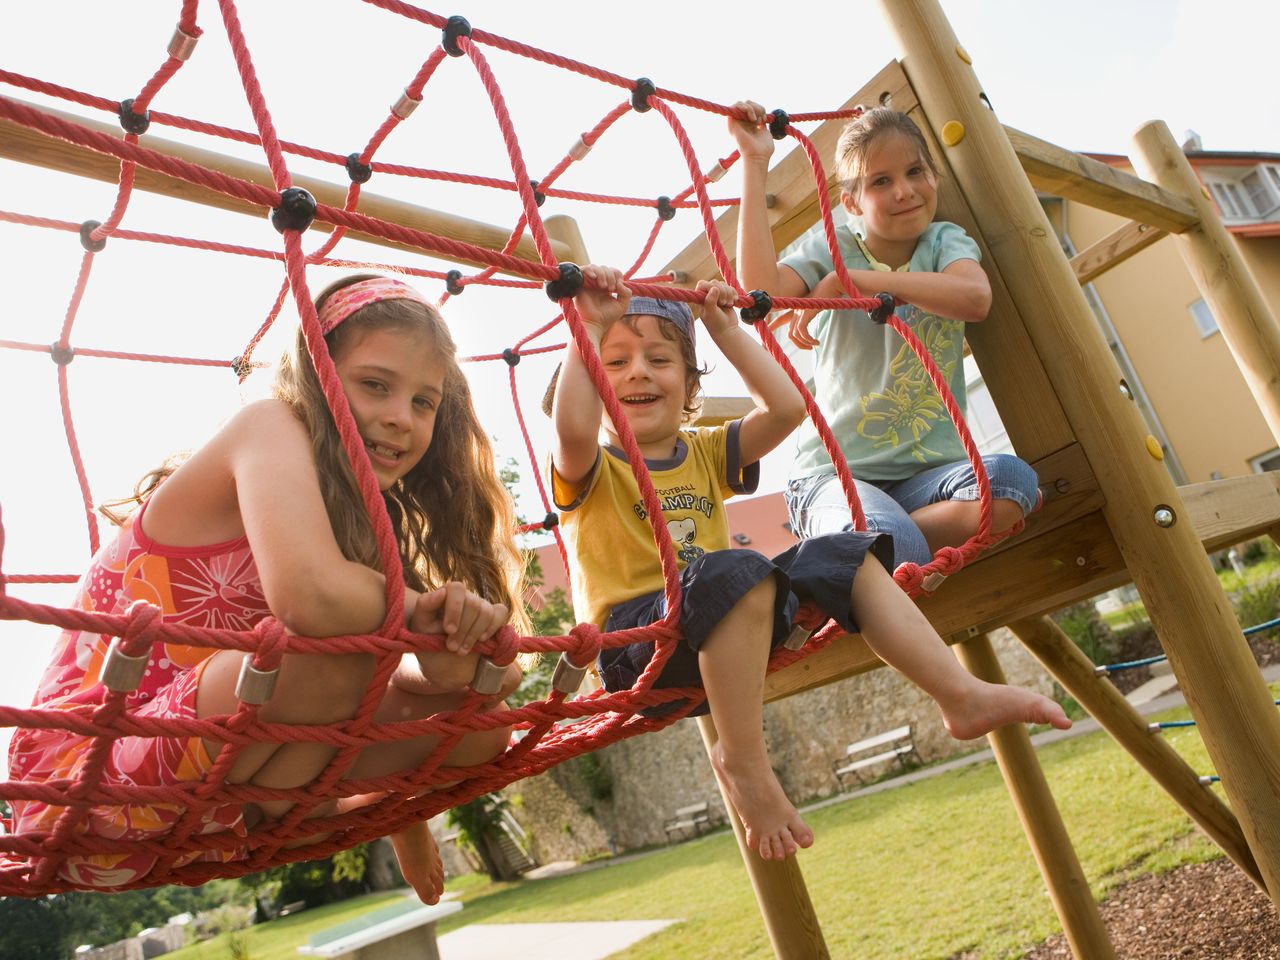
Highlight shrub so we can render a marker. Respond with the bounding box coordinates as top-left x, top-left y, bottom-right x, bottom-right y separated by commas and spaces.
1052, 600, 1117, 666
1234, 576, 1280, 636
